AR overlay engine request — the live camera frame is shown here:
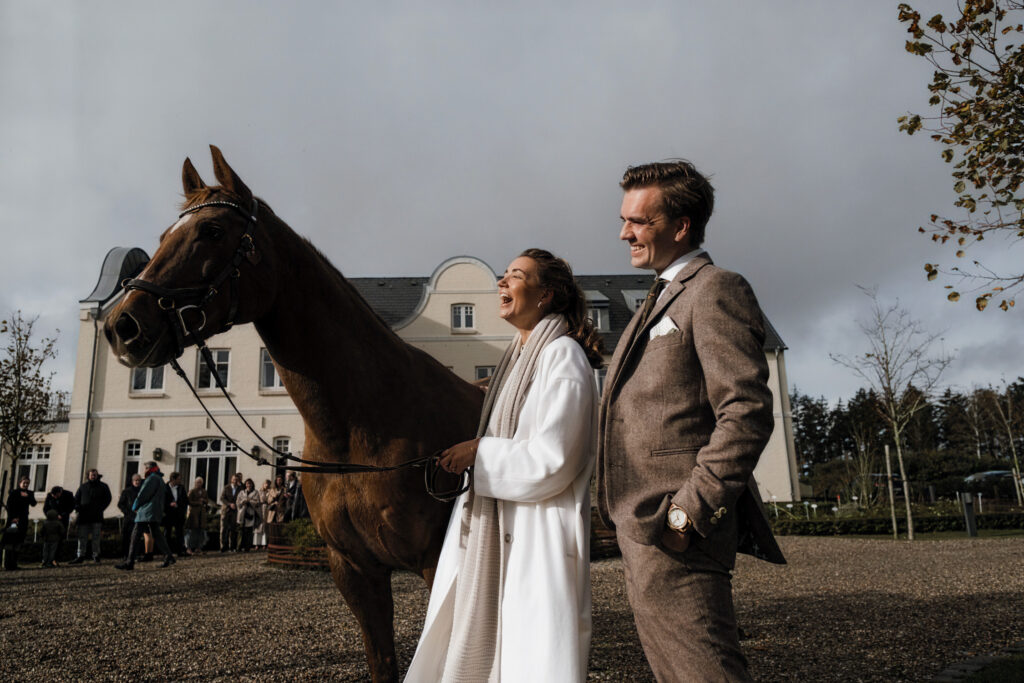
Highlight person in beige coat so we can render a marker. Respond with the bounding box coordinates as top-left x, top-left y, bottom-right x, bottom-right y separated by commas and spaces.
235, 479, 261, 553
265, 474, 287, 525
597, 160, 785, 683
